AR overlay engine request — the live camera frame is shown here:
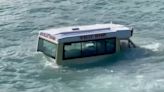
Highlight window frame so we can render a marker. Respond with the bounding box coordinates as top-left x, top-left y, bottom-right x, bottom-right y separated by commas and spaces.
37, 37, 57, 59
63, 37, 116, 60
